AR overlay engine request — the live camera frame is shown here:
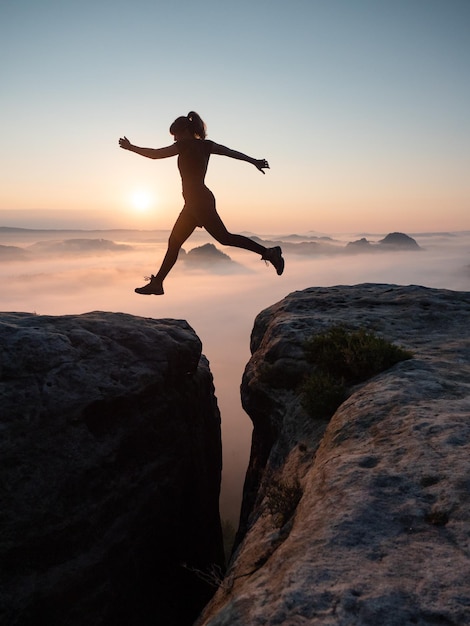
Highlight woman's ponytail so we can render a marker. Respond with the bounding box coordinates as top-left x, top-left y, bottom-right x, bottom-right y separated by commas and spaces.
187, 111, 207, 139
170, 111, 207, 139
